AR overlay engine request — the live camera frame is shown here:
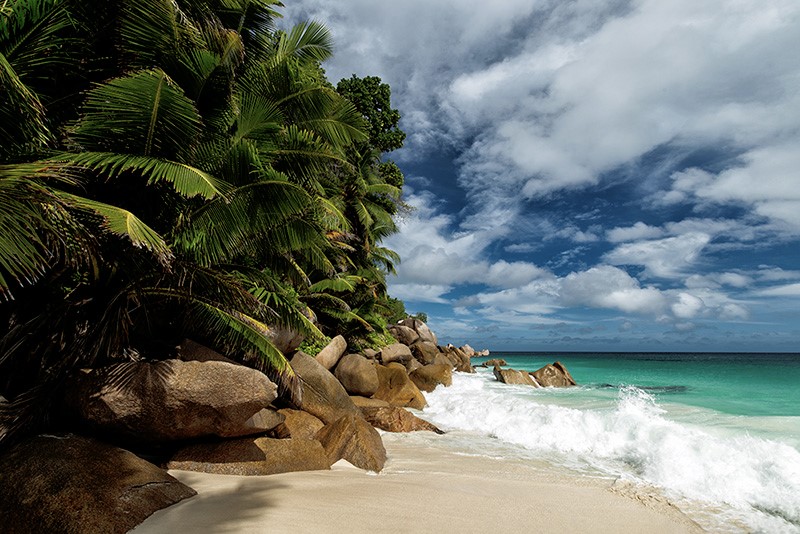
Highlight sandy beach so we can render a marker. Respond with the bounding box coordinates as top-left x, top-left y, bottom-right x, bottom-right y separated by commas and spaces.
134, 433, 701, 534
